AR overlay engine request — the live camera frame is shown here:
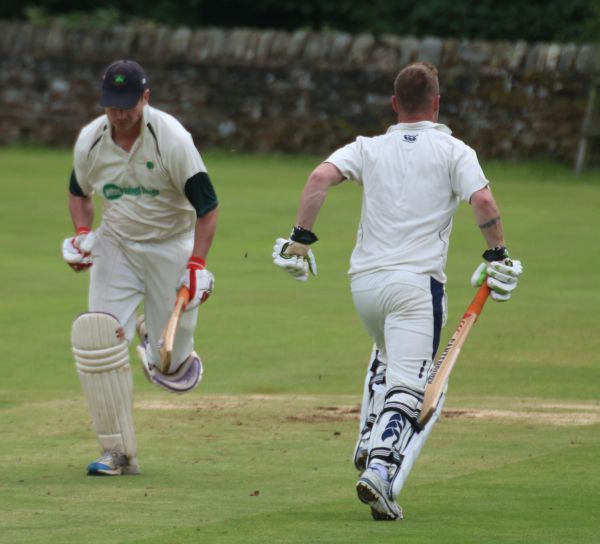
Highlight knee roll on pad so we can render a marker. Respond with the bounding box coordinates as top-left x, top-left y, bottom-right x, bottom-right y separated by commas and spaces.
72, 312, 137, 459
